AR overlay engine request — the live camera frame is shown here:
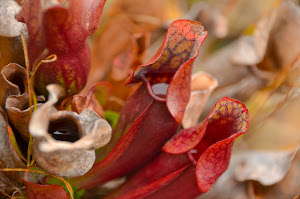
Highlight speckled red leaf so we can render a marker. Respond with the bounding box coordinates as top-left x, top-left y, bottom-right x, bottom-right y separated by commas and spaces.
23, 167, 69, 199
17, 0, 106, 96
162, 122, 207, 154
126, 20, 207, 123
106, 97, 249, 199
71, 20, 207, 189
194, 97, 249, 192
